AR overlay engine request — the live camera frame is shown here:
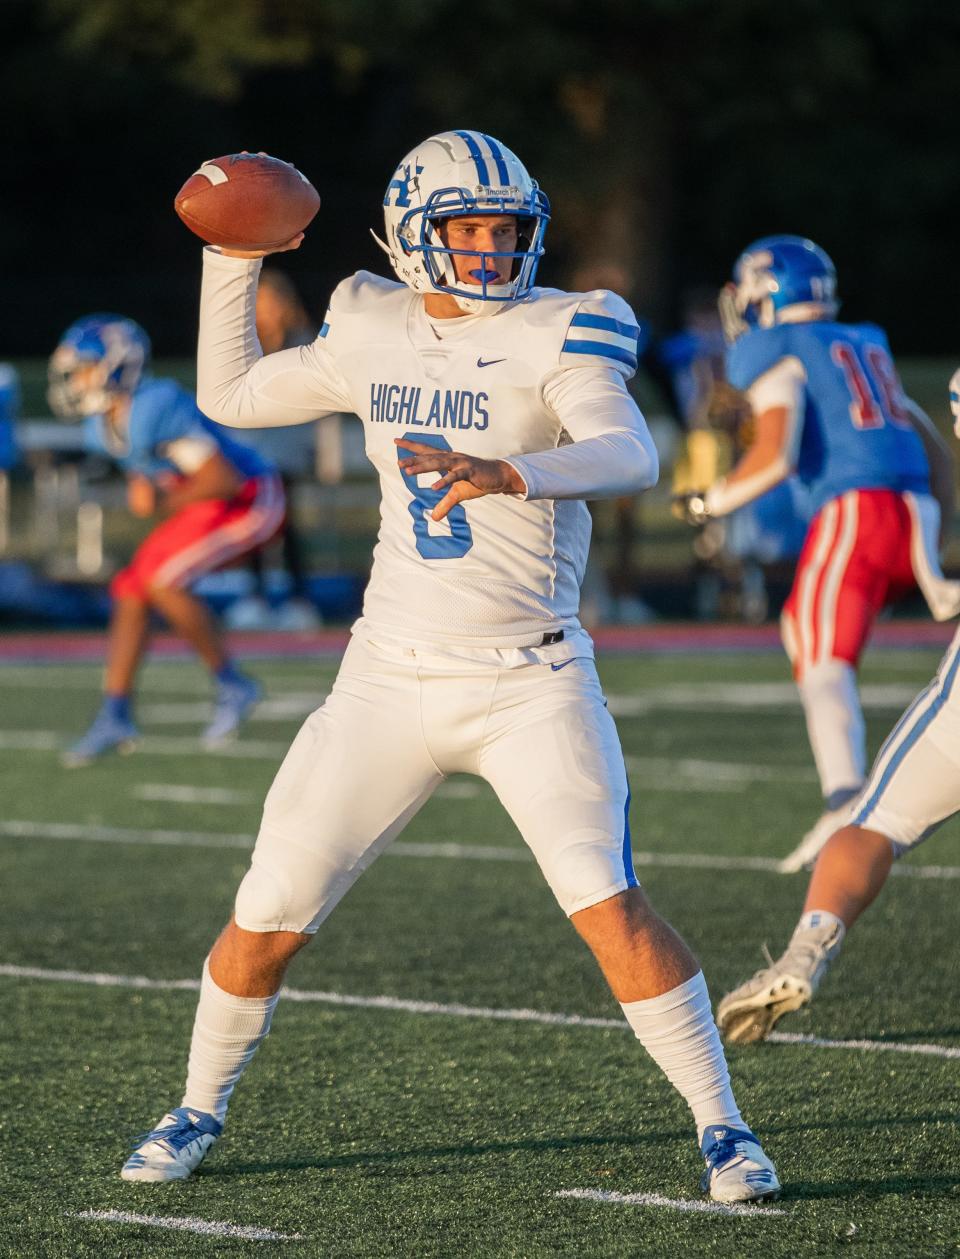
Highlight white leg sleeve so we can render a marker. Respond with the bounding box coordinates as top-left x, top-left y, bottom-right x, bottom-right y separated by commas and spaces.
797, 660, 865, 804
181, 959, 281, 1123
621, 971, 744, 1136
